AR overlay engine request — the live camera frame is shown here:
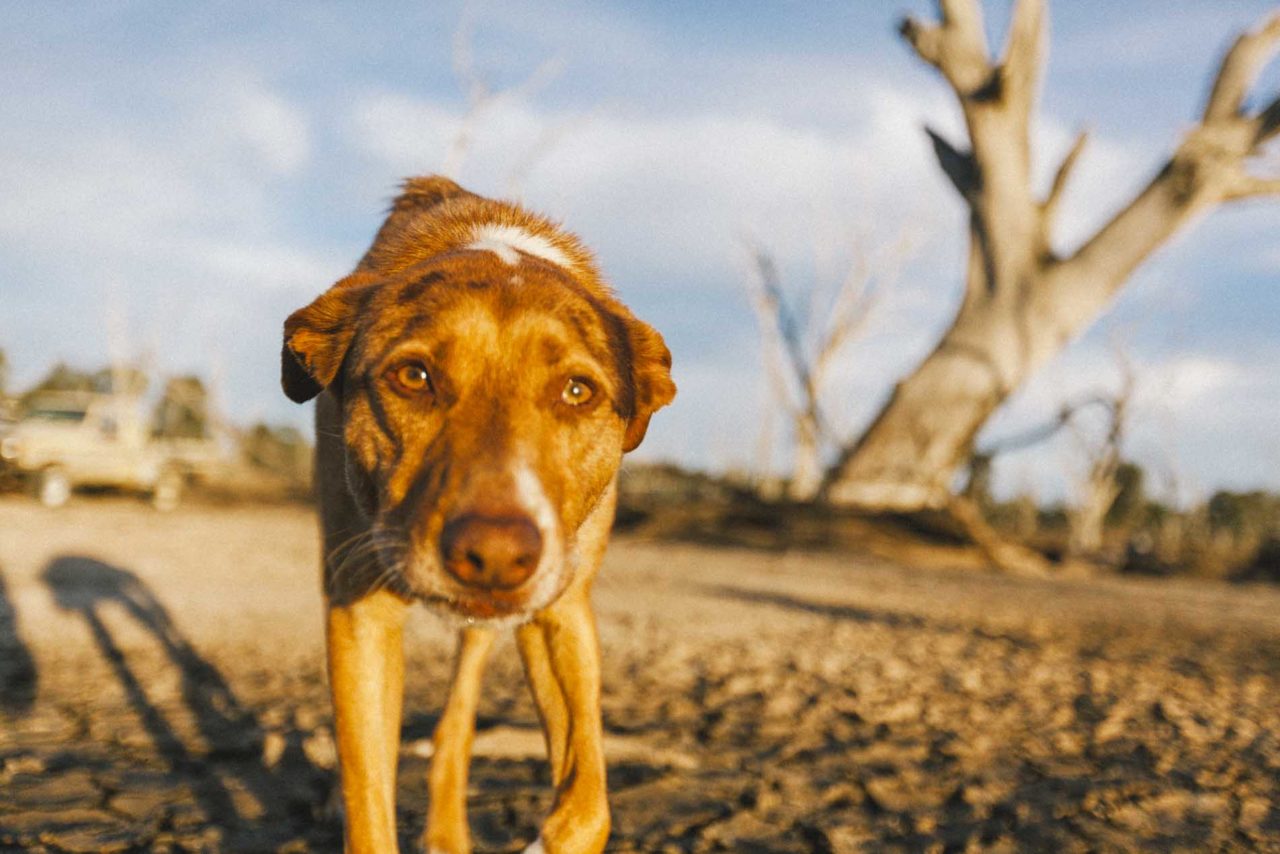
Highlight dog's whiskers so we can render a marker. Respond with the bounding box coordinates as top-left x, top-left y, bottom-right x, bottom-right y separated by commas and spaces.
325, 528, 377, 565
325, 528, 410, 592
